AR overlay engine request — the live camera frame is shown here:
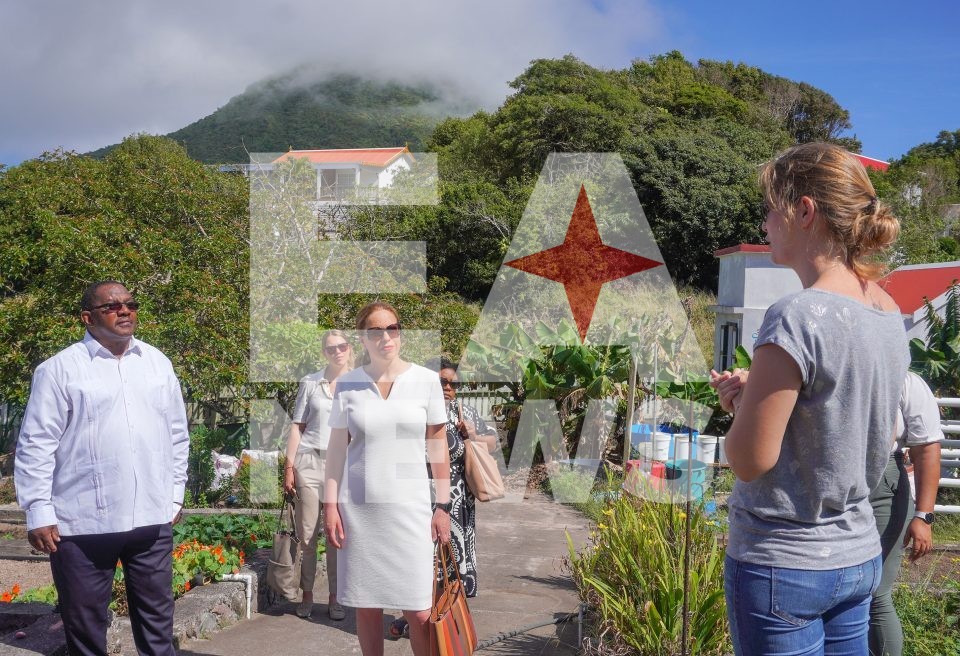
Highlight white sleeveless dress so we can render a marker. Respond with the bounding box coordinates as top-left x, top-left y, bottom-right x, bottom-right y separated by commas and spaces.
328, 363, 446, 610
